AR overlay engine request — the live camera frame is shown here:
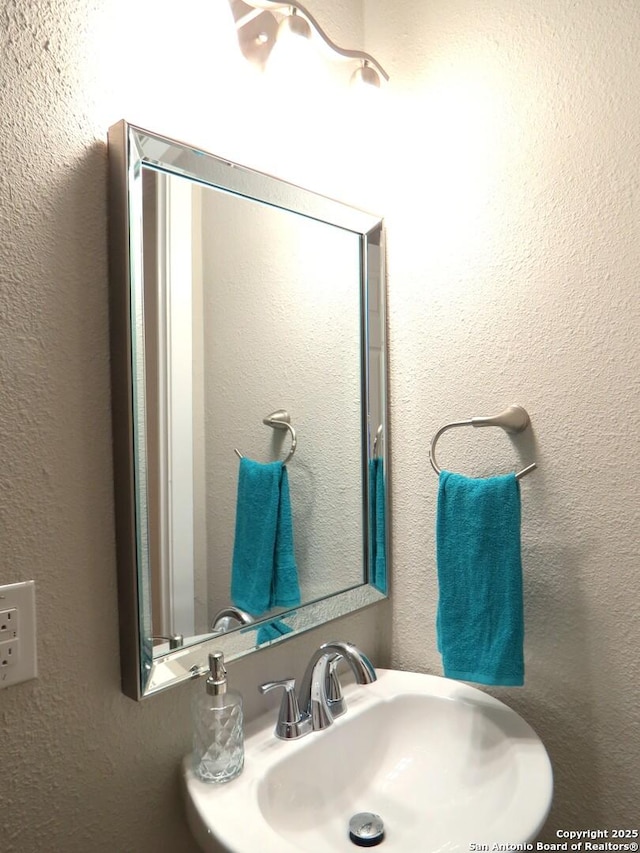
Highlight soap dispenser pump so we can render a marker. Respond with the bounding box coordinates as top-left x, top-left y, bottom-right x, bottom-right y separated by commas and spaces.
192, 650, 244, 784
